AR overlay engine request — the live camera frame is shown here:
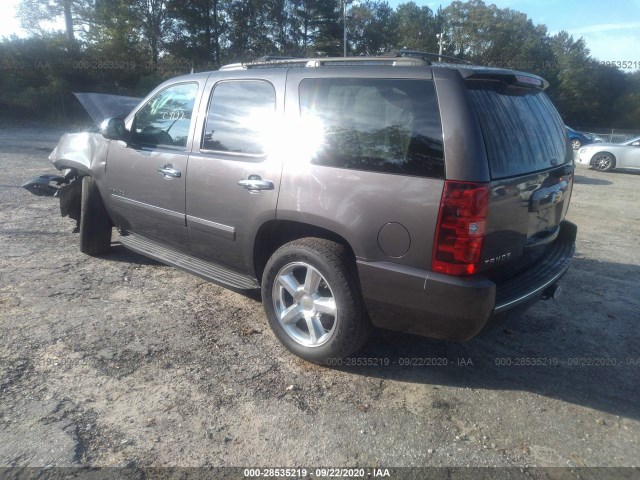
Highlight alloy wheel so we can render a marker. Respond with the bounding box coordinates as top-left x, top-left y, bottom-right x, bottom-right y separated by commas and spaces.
272, 262, 338, 347
593, 153, 612, 171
